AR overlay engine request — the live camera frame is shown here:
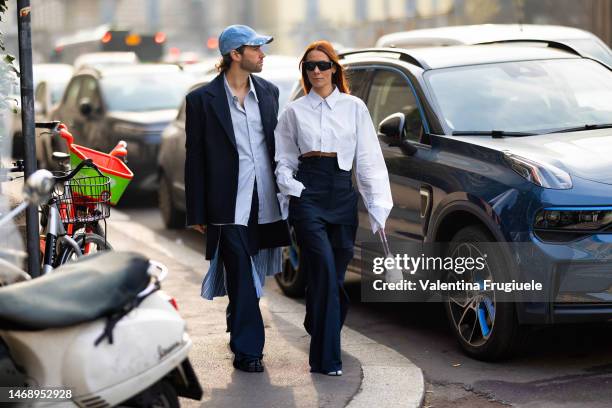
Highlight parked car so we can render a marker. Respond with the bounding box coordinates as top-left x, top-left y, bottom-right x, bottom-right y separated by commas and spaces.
73, 51, 139, 70
157, 62, 300, 228
33, 65, 75, 167
276, 43, 612, 360
52, 64, 192, 192
375, 24, 612, 67
9, 63, 73, 161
